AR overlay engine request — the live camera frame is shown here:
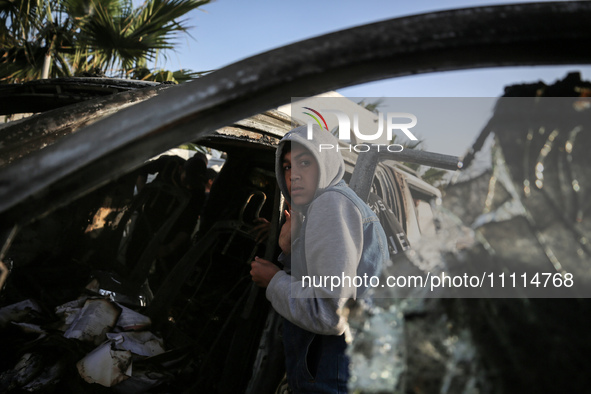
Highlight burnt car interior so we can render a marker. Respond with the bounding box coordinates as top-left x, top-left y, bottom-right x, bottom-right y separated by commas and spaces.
1, 134, 286, 392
